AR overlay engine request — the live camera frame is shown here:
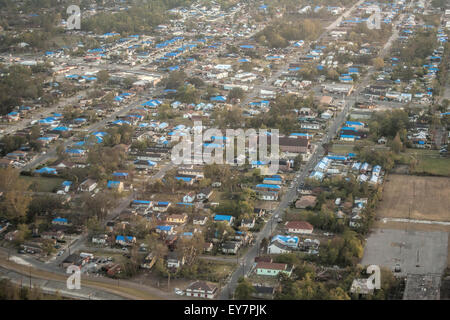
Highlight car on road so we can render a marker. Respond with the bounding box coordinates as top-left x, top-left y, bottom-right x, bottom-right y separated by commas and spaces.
57, 250, 64, 256
174, 288, 184, 295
